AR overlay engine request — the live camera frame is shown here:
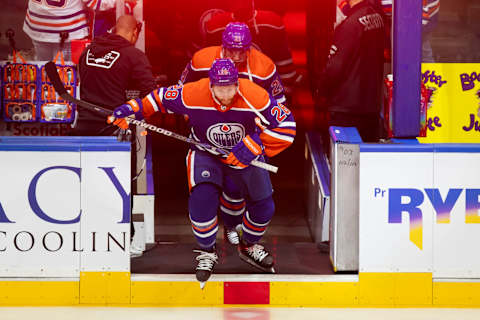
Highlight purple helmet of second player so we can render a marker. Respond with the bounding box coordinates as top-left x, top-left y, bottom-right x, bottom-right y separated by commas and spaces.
222, 22, 252, 50
209, 58, 239, 86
